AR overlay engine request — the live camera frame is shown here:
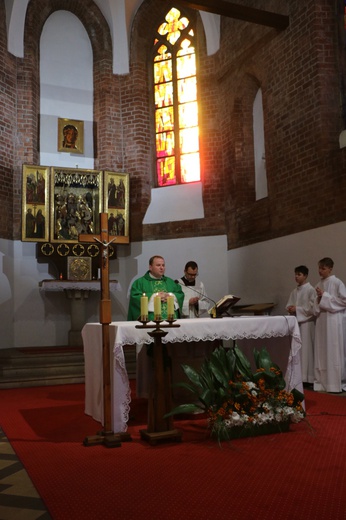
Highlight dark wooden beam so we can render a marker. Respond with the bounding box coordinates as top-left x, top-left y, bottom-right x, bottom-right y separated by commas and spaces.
176, 0, 289, 30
